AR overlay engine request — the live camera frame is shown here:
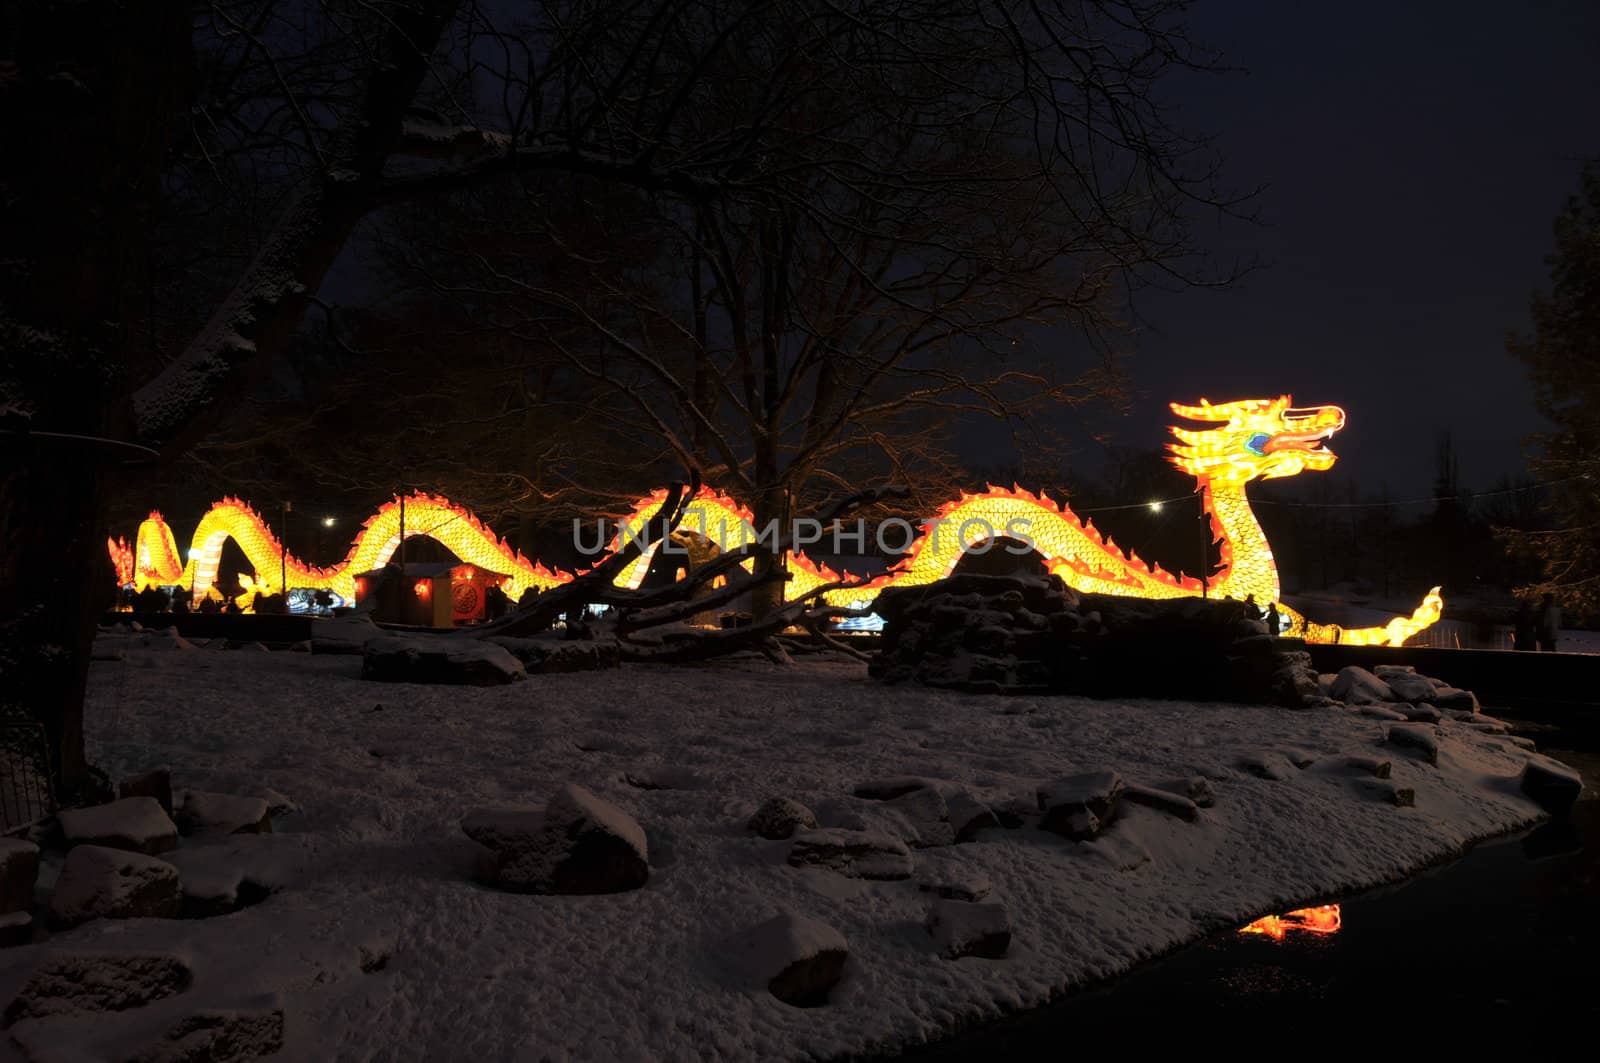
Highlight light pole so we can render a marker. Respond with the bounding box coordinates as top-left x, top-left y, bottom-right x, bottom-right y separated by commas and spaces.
1197, 490, 1208, 598
281, 500, 291, 611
